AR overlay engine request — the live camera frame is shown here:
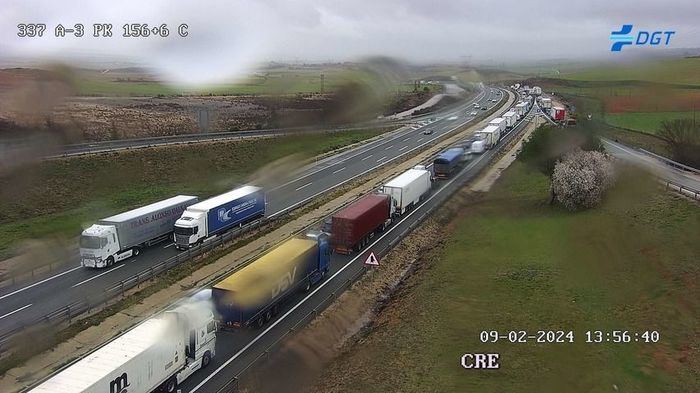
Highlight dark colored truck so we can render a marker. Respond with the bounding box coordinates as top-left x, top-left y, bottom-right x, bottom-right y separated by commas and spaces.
330, 194, 392, 254
212, 231, 330, 329
433, 147, 465, 179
